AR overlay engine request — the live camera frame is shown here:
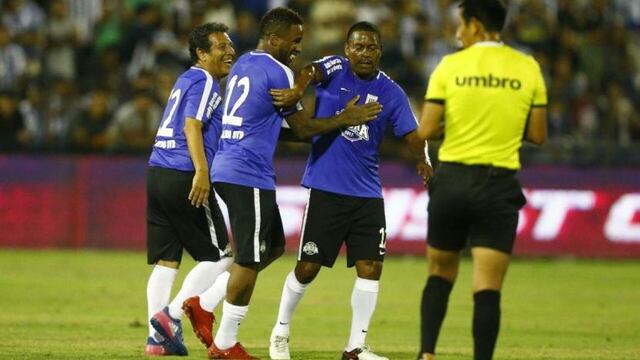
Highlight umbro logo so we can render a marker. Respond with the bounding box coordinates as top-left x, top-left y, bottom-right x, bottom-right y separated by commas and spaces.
279, 321, 289, 326
340, 87, 351, 92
